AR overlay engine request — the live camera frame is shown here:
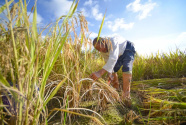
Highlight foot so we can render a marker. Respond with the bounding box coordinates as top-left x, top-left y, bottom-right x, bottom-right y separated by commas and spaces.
121, 92, 132, 108
123, 97, 132, 108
